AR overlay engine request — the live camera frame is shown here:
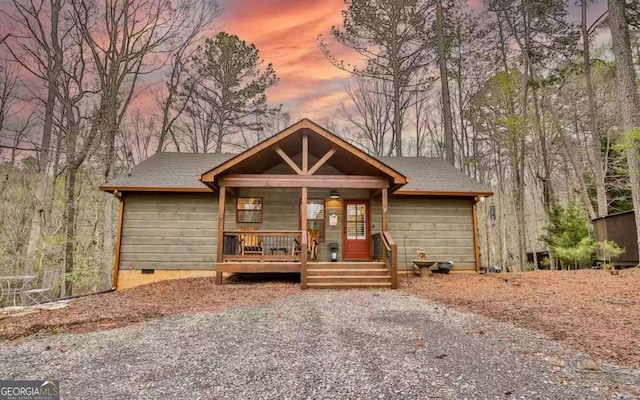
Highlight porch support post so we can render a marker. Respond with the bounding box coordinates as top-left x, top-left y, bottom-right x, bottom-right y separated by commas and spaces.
216, 185, 226, 285
381, 187, 389, 232
301, 186, 308, 289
